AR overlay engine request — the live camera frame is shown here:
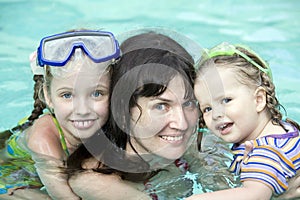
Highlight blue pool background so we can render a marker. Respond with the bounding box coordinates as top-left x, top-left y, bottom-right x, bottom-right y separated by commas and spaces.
0, 0, 299, 130
0, 0, 299, 199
